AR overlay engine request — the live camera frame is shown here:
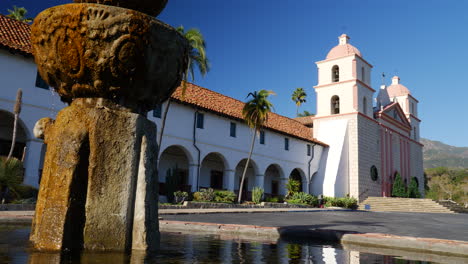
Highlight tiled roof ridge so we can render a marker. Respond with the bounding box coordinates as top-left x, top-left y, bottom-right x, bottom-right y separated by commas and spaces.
0, 13, 31, 26
171, 82, 327, 146
176, 82, 310, 127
